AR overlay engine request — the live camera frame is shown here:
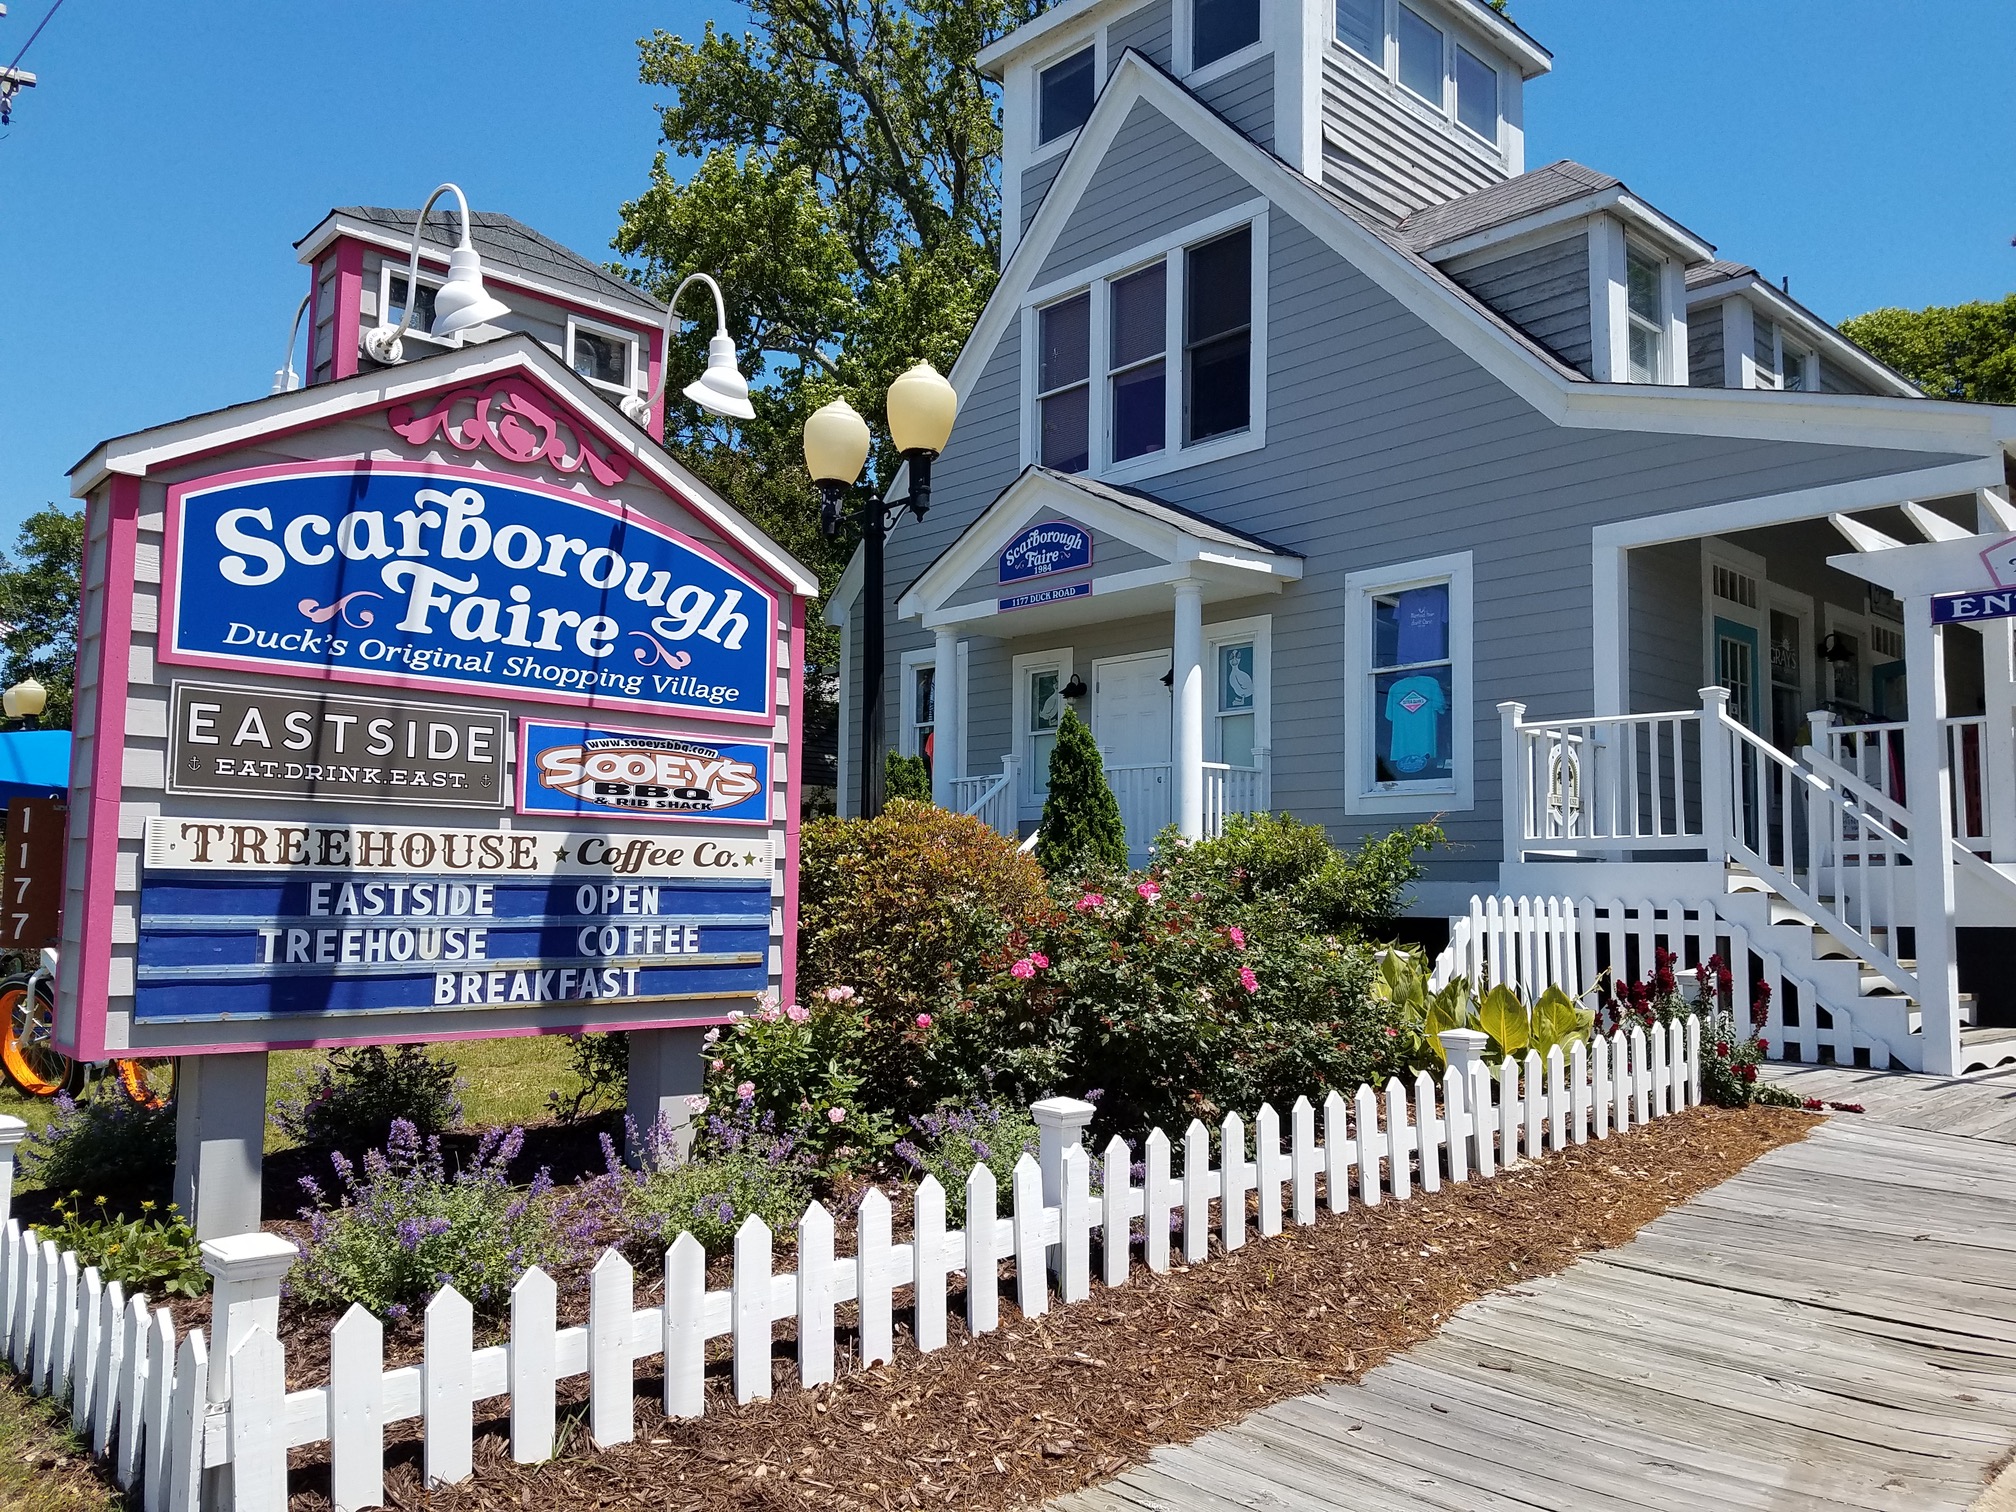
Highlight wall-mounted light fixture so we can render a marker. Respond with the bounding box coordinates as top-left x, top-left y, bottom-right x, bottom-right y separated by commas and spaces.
363, 183, 511, 364
1819, 632, 1857, 664
271, 293, 312, 394
1061, 673, 1088, 701
622, 272, 755, 425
